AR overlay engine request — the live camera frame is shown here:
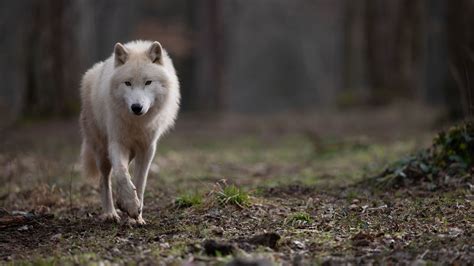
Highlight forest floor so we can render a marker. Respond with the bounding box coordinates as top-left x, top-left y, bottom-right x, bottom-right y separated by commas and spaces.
0, 105, 472, 265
